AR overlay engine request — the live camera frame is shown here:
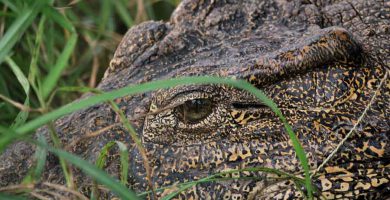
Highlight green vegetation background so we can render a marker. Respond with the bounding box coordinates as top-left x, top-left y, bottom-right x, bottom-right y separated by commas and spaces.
0, 0, 179, 127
